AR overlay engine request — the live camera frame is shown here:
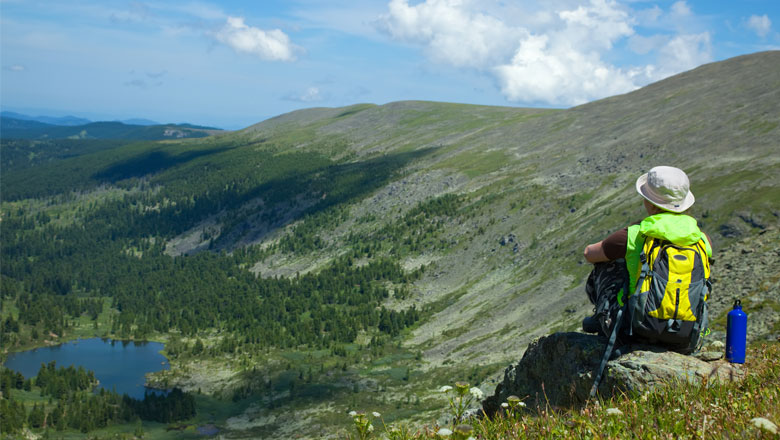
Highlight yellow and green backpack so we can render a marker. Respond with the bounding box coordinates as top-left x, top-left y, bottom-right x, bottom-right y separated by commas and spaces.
627, 235, 712, 353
